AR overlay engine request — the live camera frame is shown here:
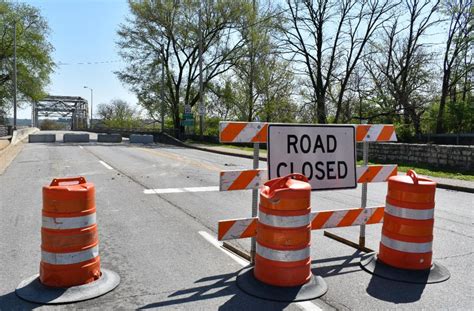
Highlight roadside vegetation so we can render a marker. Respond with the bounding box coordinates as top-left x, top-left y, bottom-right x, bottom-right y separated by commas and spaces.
0, 1, 54, 123
115, 0, 472, 140
186, 139, 474, 181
